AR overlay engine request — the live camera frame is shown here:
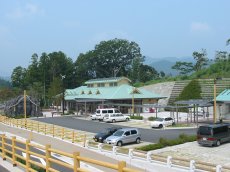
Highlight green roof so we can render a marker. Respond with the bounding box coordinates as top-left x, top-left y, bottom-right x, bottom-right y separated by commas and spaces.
216, 89, 230, 102
85, 77, 131, 84
65, 84, 165, 101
